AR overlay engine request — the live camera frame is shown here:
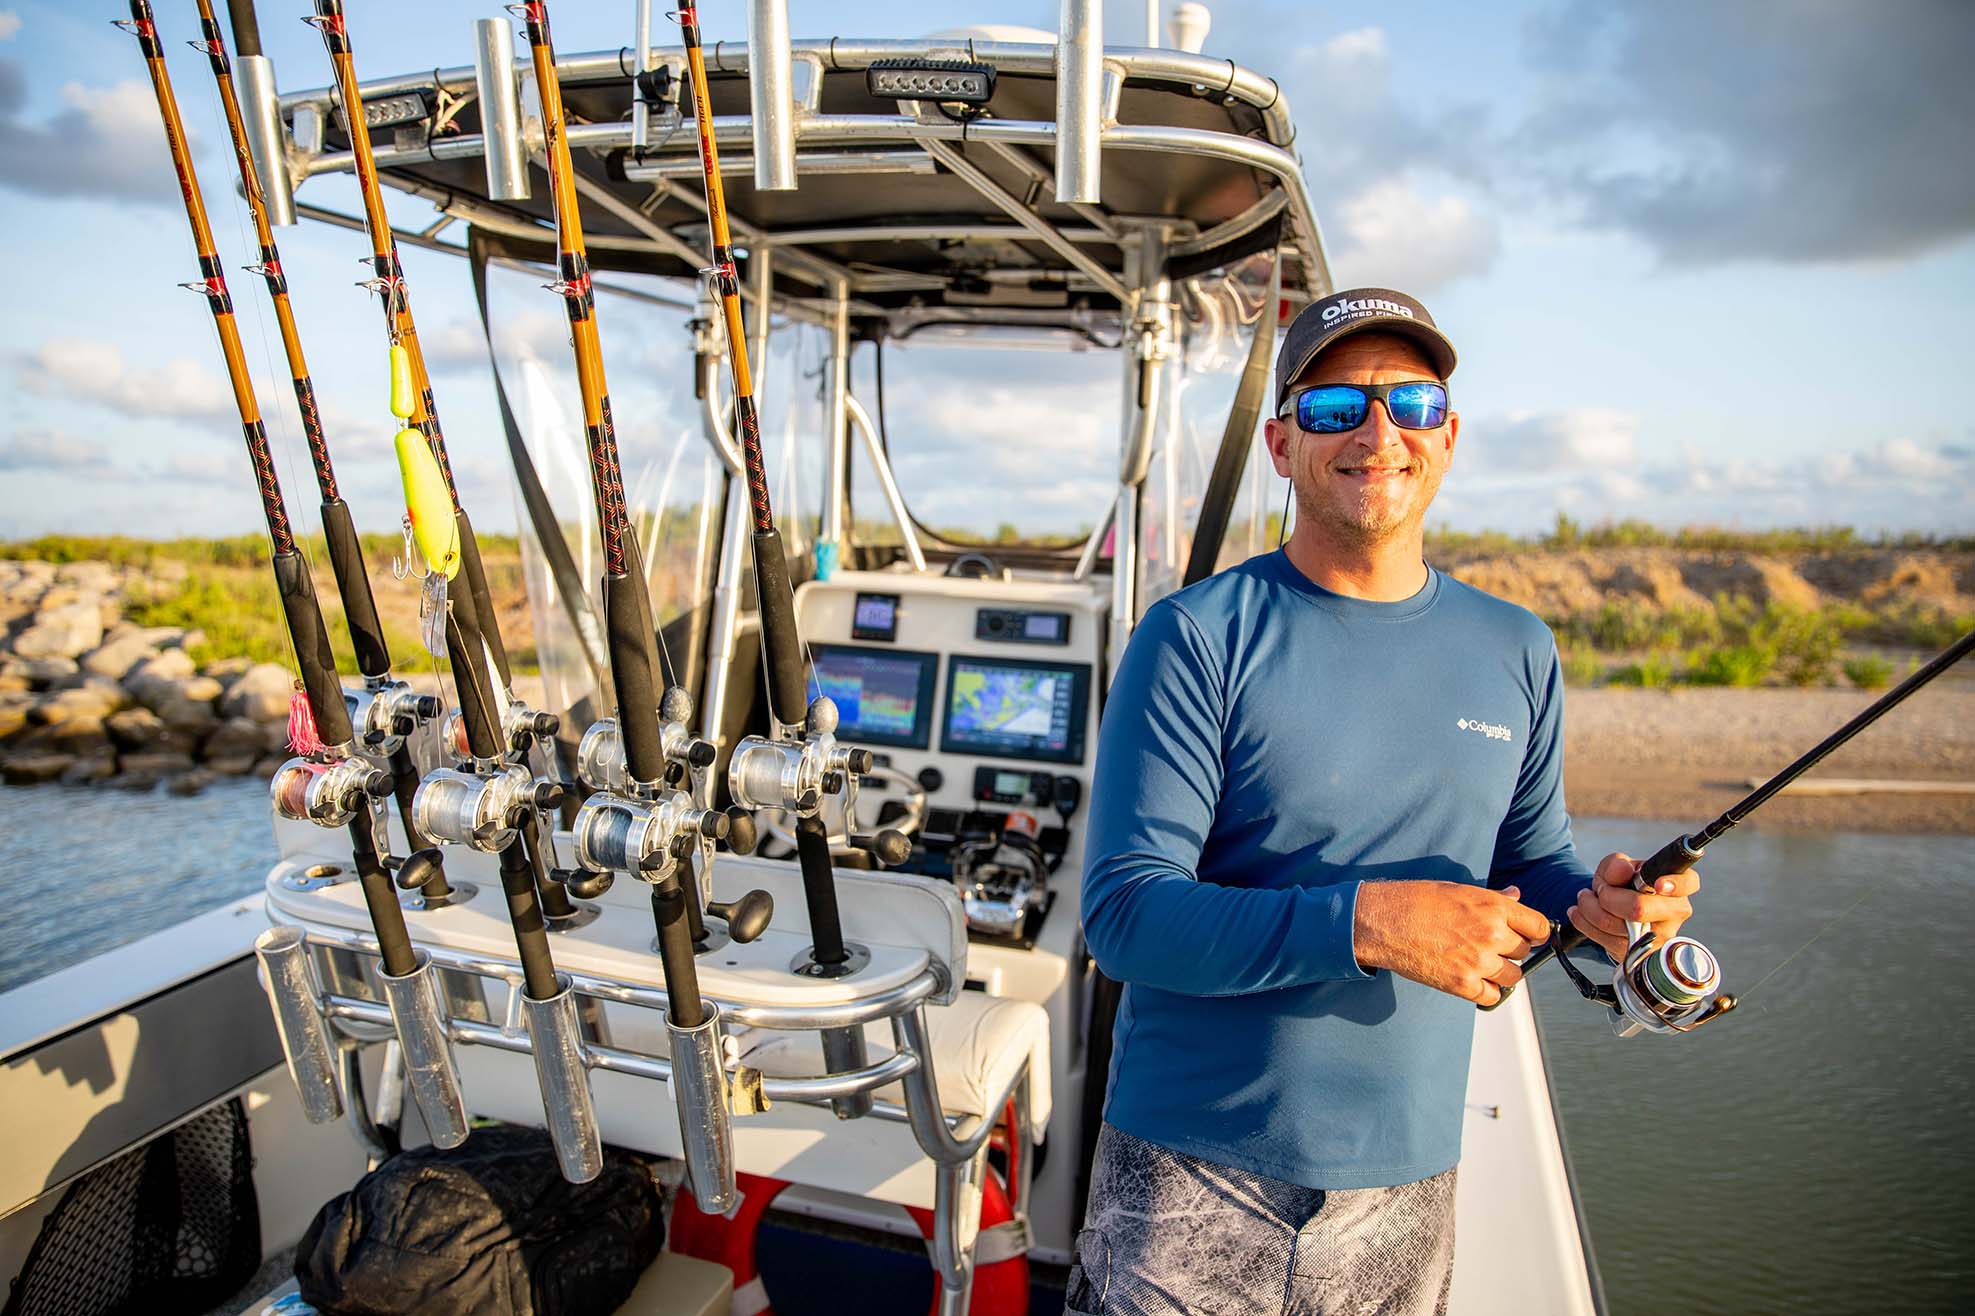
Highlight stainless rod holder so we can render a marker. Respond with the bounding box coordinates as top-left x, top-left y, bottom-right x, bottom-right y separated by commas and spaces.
1056, 0, 1104, 203
746, 0, 797, 190
523, 978, 605, 1183
235, 55, 295, 227
378, 952, 471, 1149
821, 1026, 874, 1120
254, 927, 341, 1123
474, 17, 531, 201
666, 1002, 738, 1212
